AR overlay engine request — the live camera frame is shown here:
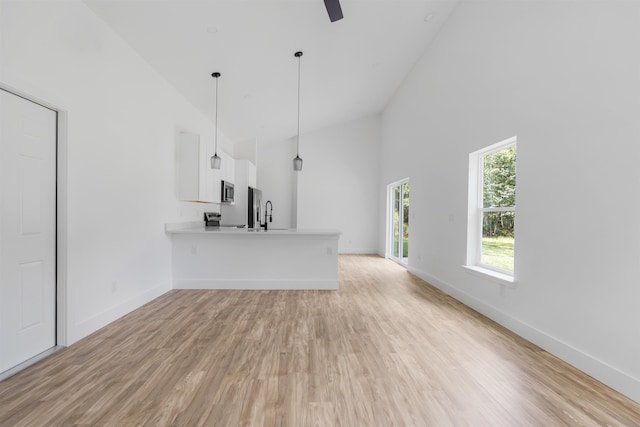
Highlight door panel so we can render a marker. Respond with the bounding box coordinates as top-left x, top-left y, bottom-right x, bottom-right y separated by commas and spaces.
20, 261, 45, 329
0, 89, 57, 373
21, 156, 45, 234
389, 180, 409, 264
393, 185, 400, 258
